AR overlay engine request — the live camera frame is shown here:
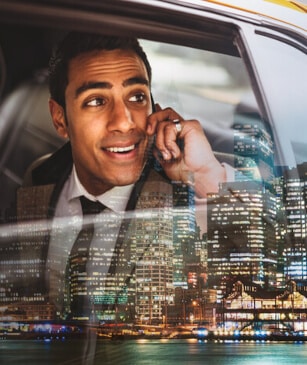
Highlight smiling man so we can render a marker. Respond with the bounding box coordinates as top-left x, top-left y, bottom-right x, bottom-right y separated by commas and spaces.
49, 47, 152, 195
16, 31, 229, 312
46, 32, 226, 201
14, 31, 230, 363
